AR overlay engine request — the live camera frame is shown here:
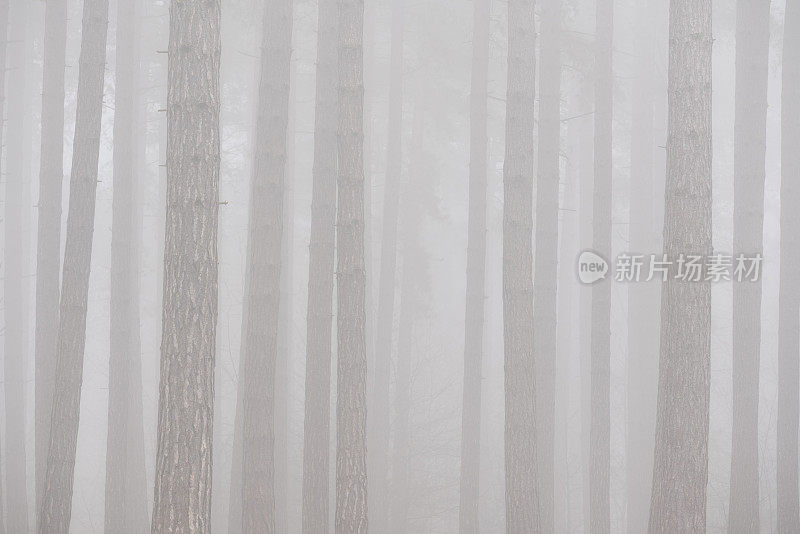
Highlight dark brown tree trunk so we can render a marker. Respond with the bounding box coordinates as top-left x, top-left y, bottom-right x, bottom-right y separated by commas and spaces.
38, 0, 110, 530
150, 0, 221, 530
